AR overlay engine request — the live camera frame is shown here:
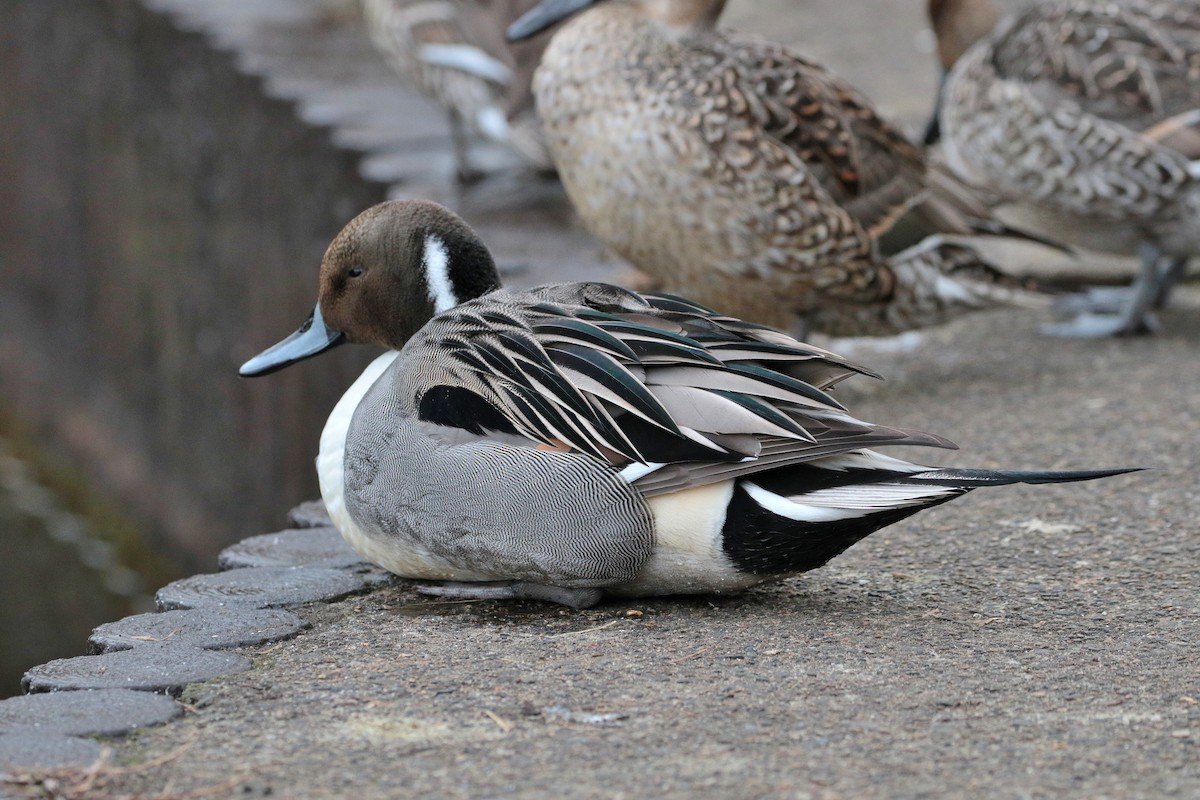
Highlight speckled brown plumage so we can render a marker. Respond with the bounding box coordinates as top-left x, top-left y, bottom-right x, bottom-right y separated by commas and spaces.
931, 0, 1200, 334
363, 0, 554, 174
520, 0, 1036, 337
